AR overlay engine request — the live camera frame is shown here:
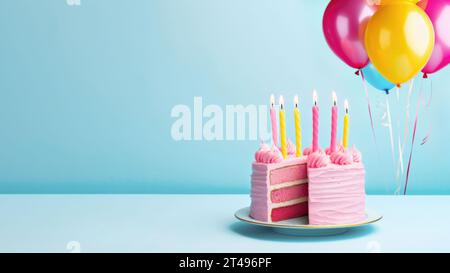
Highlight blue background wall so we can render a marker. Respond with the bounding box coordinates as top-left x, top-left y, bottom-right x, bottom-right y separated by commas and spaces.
0, 0, 447, 194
